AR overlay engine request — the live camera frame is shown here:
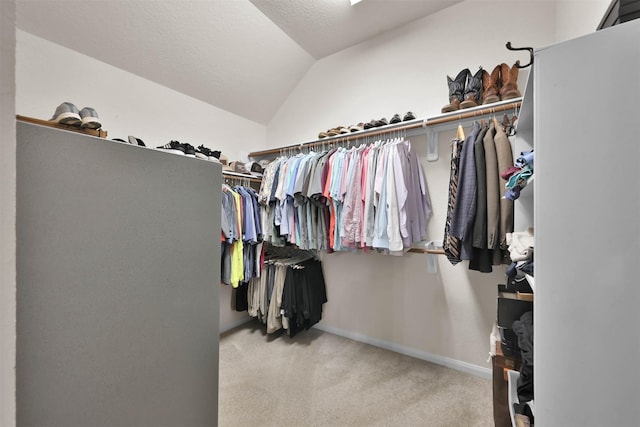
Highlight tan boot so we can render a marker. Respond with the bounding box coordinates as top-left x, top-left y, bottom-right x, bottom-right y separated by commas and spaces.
482, 65, 501, 104
500, 62, 522, 100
